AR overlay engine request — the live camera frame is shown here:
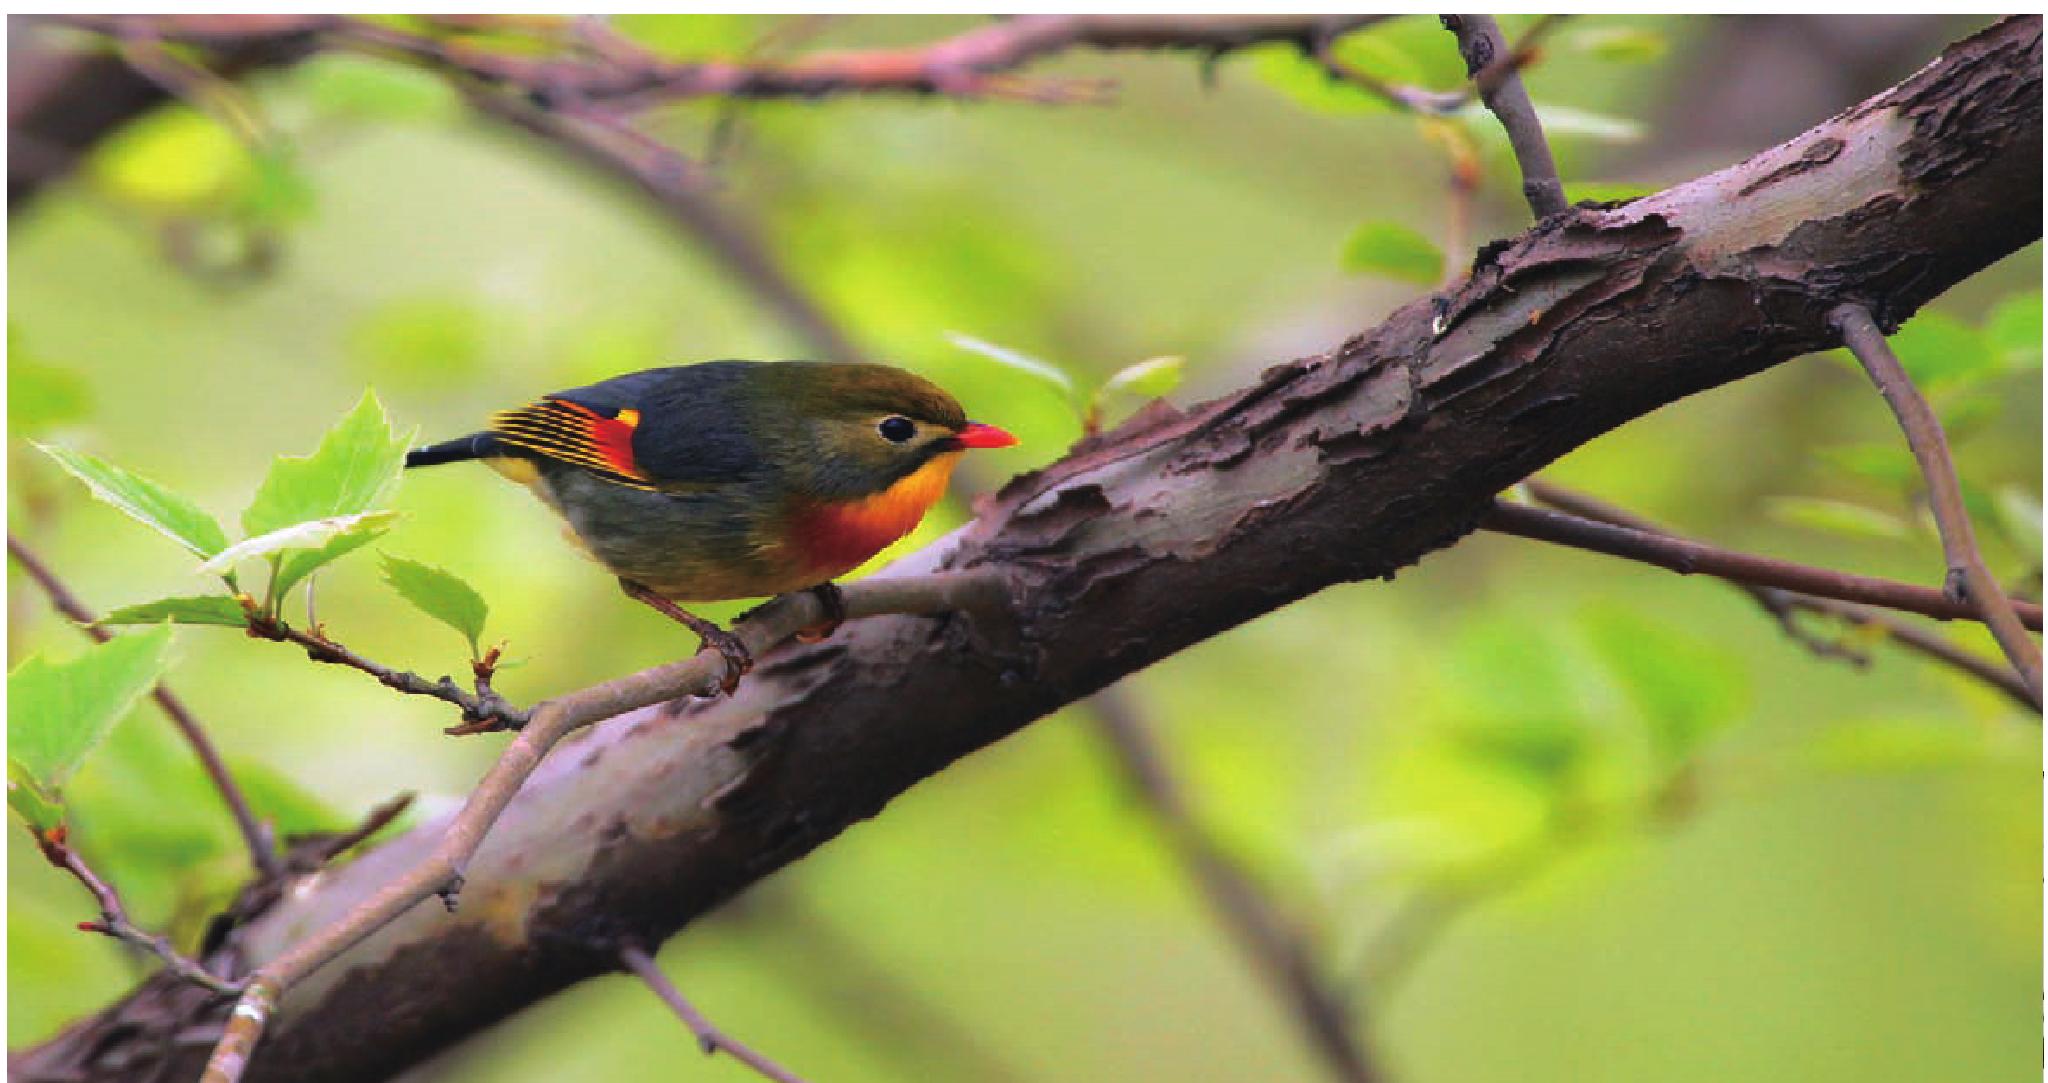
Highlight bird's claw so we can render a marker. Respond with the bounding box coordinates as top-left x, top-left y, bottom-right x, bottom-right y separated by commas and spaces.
794, 582, 847, 644
699, 627, 754, 696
